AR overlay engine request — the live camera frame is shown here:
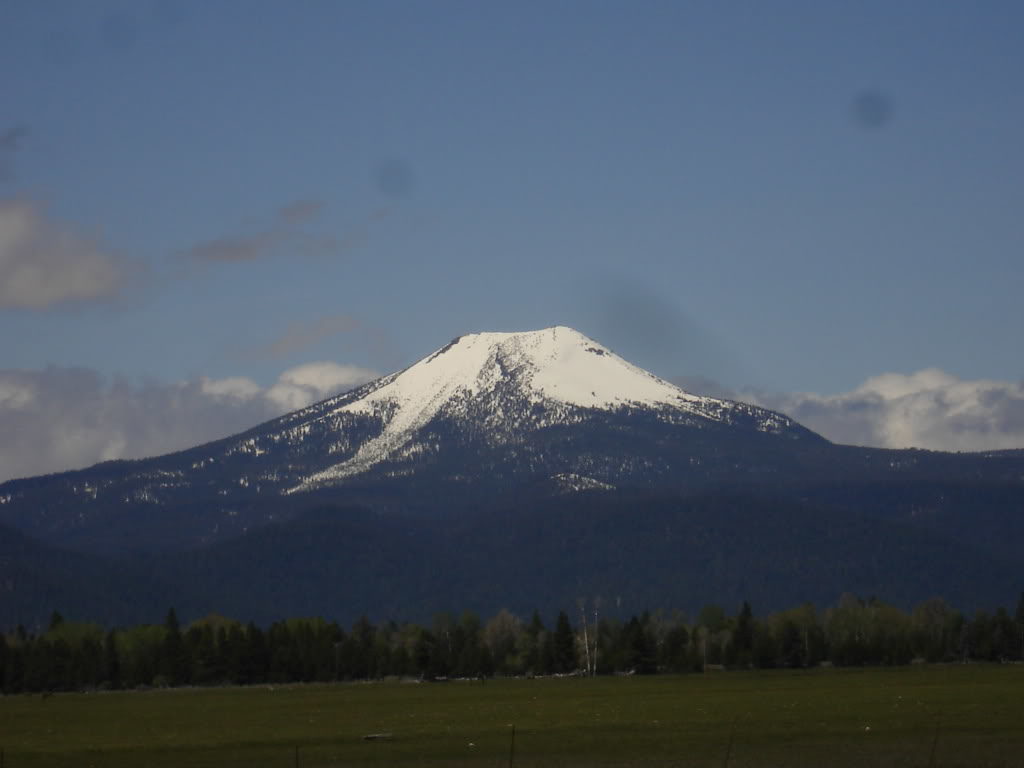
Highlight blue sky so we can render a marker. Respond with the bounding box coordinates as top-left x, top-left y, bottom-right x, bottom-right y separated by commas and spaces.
2, 1, 1023, 479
